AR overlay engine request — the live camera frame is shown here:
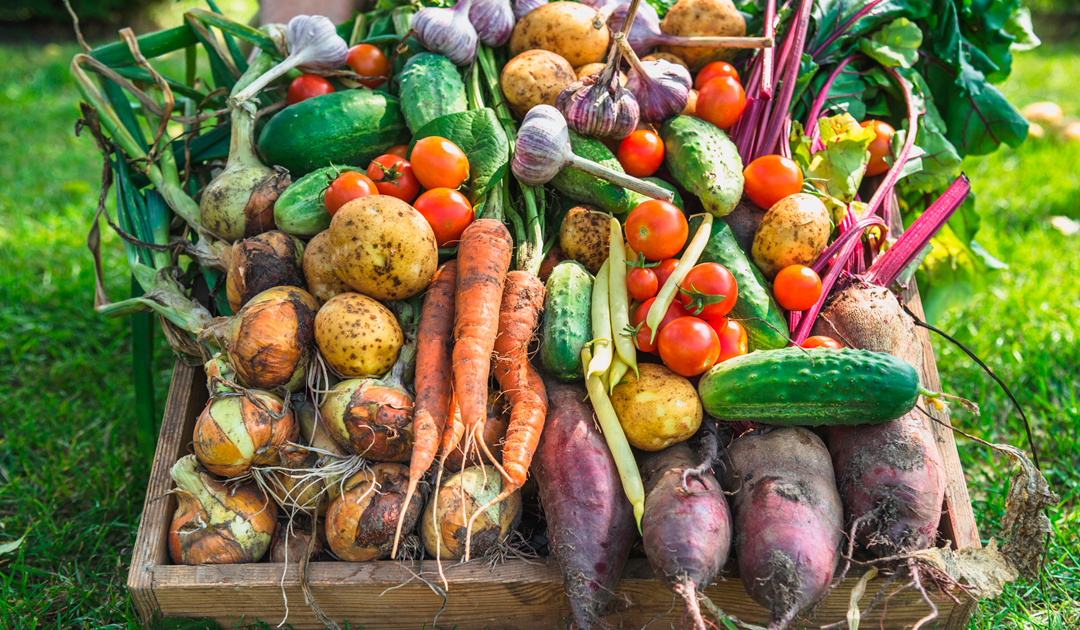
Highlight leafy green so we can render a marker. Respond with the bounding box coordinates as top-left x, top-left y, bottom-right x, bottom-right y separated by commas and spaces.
410, 108, 511, 203
803, 114, 877, 221
859, 17, 922, 68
